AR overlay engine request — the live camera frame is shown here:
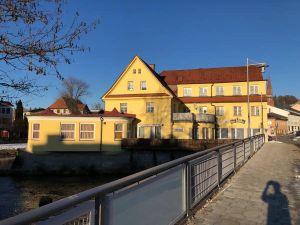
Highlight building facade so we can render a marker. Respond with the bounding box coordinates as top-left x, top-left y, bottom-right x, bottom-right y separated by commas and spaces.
27, 55, 269, 152
0, 101, 14, 133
